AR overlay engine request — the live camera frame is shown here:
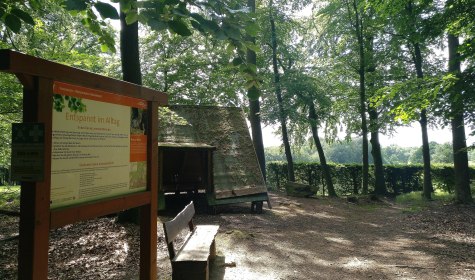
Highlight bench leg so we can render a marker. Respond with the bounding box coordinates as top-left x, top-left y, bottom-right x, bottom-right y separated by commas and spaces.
172, 260, 209, 280
251, 201, 263, 213
210, 239, 216, 260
